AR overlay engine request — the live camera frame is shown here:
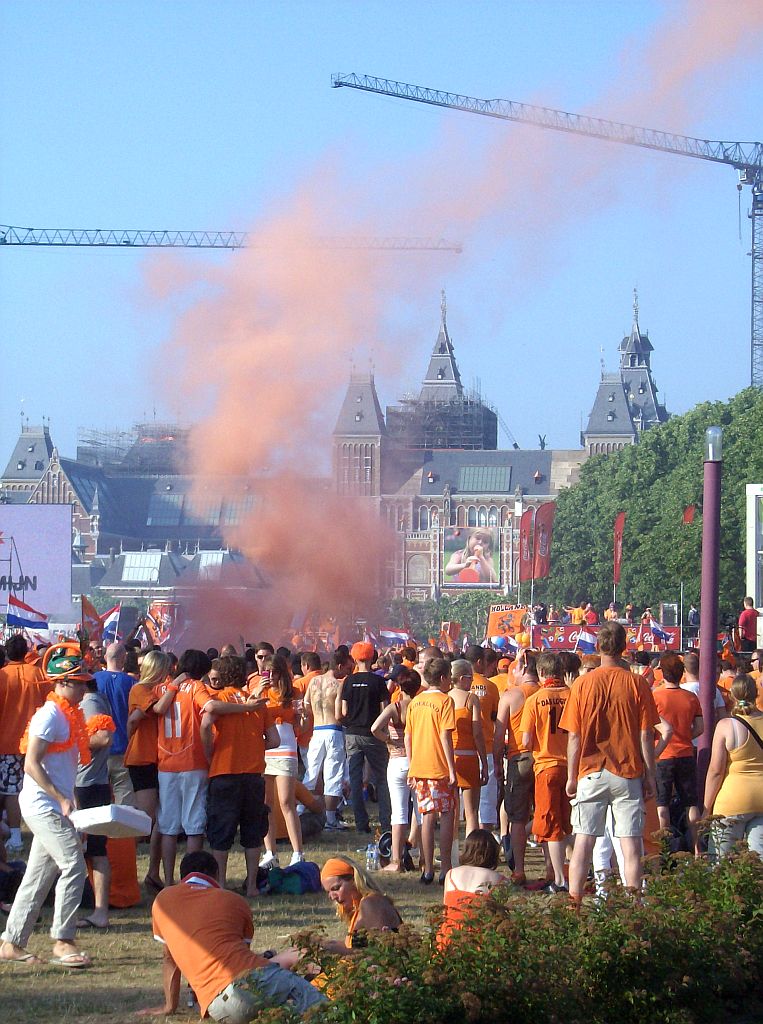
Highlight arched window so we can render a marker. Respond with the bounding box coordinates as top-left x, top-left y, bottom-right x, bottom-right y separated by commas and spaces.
456, 505, 466, 527
467, 506, 477, 527
417, 505, 429, 531
477, 506, 487, 527
488, 505, 498, 526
